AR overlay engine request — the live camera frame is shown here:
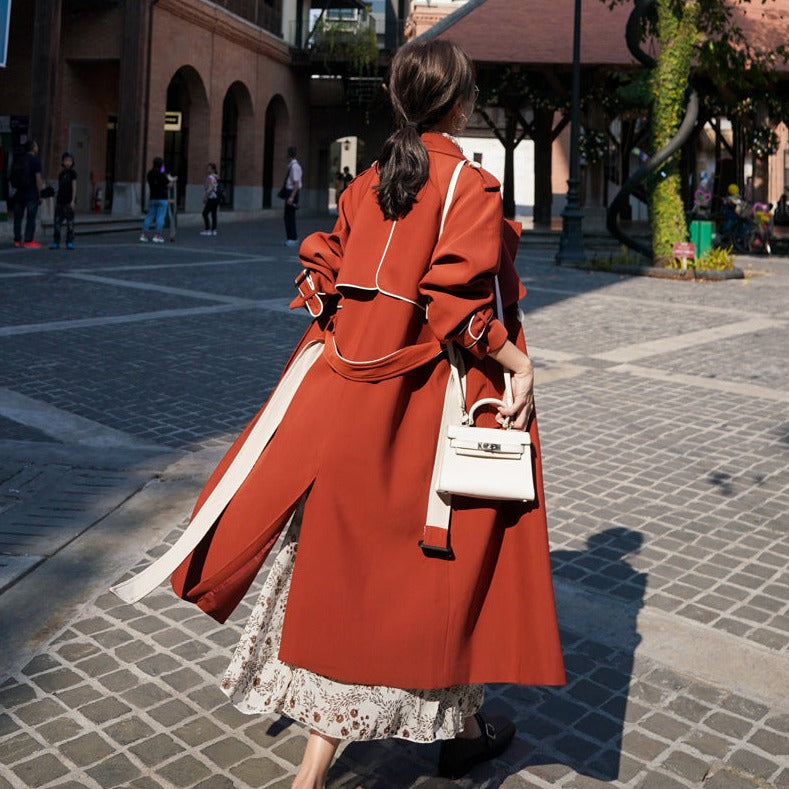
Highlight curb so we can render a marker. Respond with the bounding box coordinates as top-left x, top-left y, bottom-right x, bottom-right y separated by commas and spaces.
559, 260, 745, 280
